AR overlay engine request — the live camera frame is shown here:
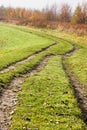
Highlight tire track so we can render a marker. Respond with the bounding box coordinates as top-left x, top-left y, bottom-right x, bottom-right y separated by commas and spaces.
62, 45, 87, 123
1, 38, 87, 130
0, 42, 57, 130
0, 55, 52, 130
0, 42, 57, 74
